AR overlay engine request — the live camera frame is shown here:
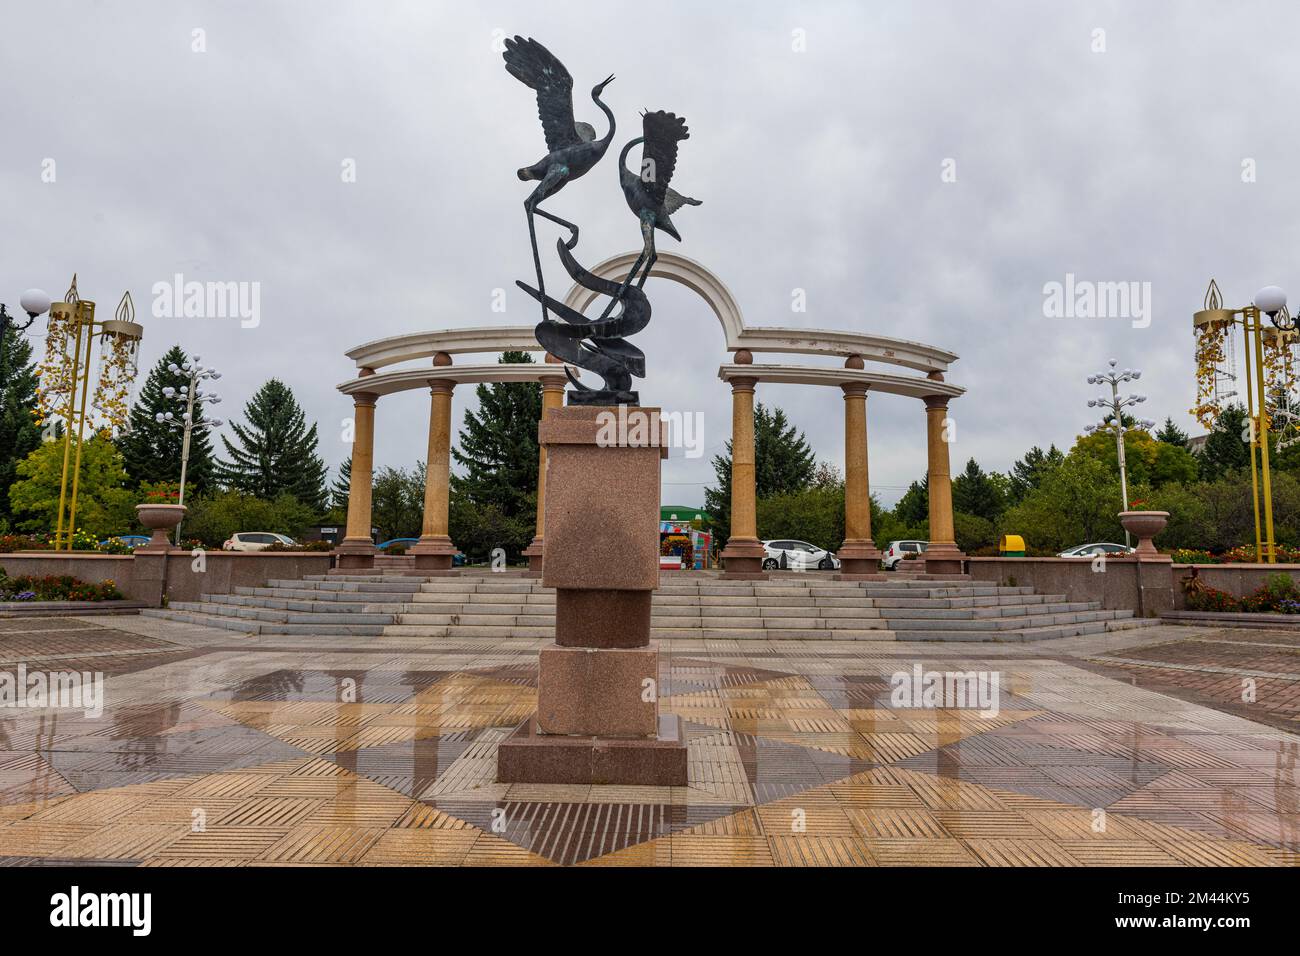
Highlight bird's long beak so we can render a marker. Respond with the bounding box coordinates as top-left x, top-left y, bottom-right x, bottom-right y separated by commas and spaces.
598, 74, 615, 89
